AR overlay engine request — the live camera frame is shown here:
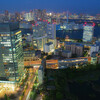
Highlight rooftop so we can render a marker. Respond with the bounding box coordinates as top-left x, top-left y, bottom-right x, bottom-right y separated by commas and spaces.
0, 22, 19, 32
62, 50, 71, 53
